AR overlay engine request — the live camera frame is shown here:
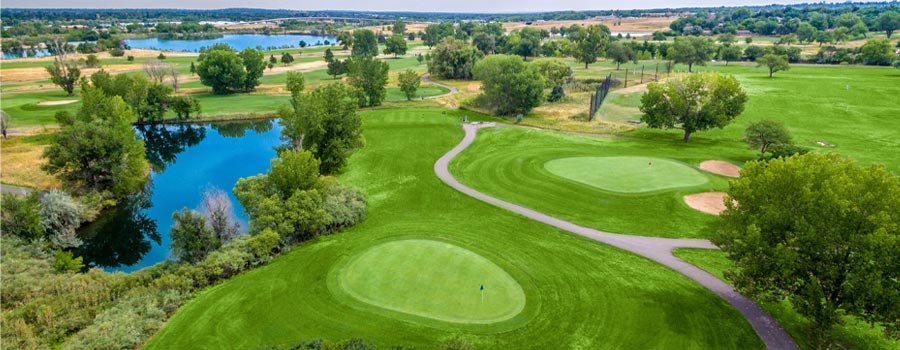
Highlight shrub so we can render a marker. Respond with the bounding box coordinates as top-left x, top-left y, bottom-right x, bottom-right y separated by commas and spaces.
1, 193, 44, 240
39, 189, 85, 249
108, 48, 125, 57
548, 84, 566, 102
53, 249, 84, 272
